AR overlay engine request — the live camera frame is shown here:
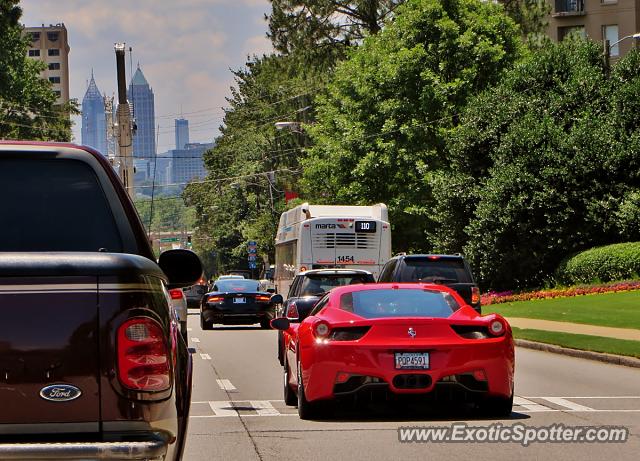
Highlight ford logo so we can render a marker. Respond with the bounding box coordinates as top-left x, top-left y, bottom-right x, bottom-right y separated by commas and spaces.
39, 384, 82, 402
